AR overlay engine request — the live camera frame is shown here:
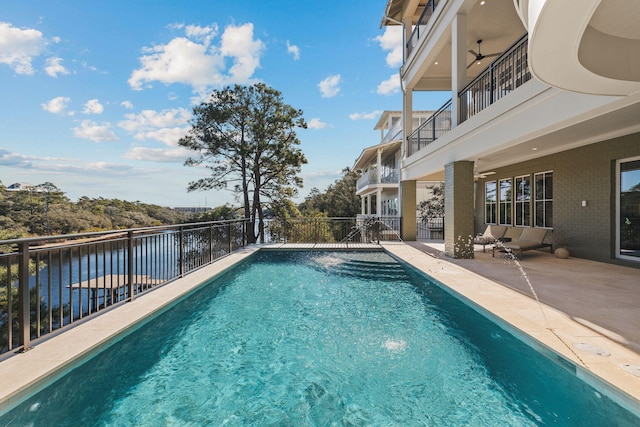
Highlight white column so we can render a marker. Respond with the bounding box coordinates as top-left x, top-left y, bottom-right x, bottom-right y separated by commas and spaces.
451, 13, 467, 127
376, 148, 383, 184
361, 196, 365, 215
402, 88, 413, 162
376, 188, 383, 217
